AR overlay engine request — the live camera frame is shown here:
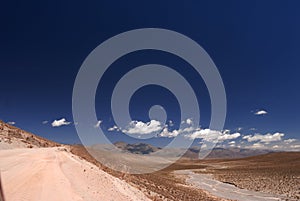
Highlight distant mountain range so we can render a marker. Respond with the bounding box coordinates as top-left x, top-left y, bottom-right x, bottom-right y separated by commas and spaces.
184, 146, 273, 159
113, 141, 274, 159
0, 120, 274, 159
